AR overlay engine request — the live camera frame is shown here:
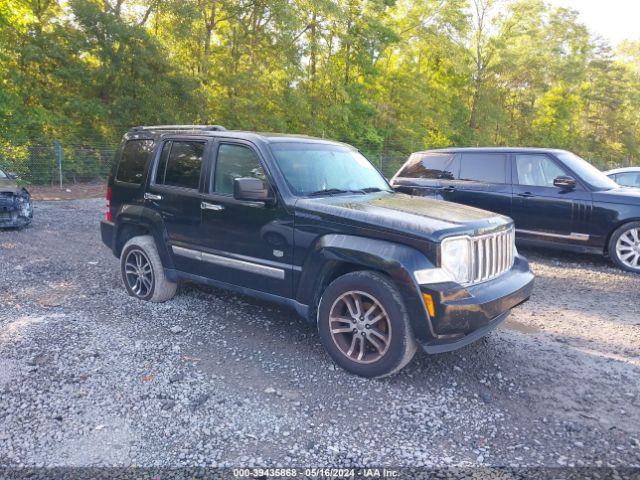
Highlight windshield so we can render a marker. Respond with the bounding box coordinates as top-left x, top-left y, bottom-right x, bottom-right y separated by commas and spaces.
555, 151, 618, 190
269, 142, 391, 196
